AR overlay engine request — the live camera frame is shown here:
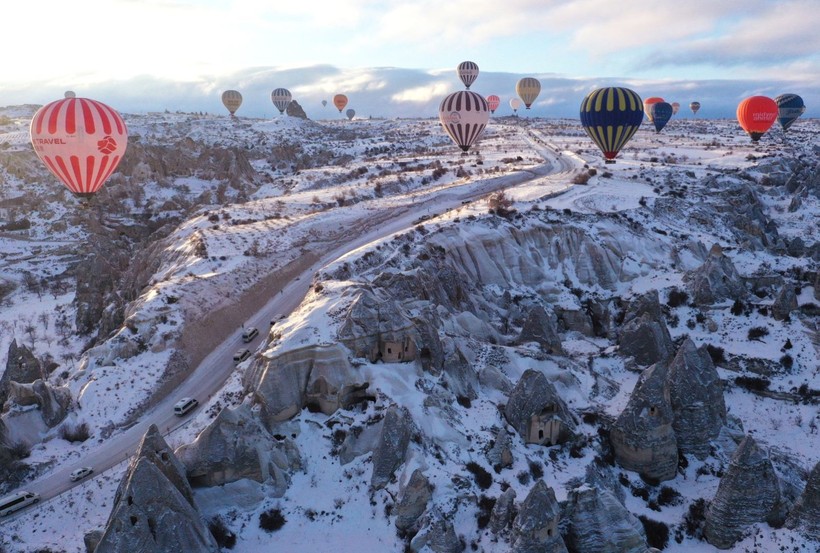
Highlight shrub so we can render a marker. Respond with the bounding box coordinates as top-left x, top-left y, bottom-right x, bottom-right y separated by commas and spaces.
571, 171, 591, 185
639, 515, 669, 549
259, 508, 287, 532
9, 441, 31, 460
735, 375, 770, 391
730, 299, 745, 316
747, 326, 769, 341
657, 486, 682, 506
706, 345, 725, 365
682, 498, 708, 539
60, 422, 91, 443
466, 462, 493, 490
780, 354, 794, 370
476, 495, 496, 530
209, 517, 237, 549
528, 461, 544, 480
